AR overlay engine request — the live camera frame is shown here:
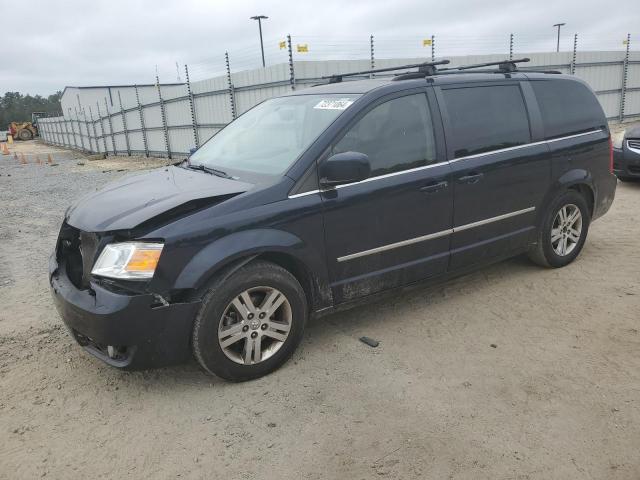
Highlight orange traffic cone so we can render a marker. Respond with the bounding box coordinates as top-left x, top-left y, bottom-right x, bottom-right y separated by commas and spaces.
47, 154, 53, 164
1, 143, 9, 155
